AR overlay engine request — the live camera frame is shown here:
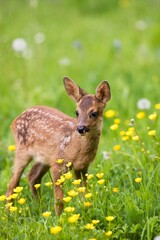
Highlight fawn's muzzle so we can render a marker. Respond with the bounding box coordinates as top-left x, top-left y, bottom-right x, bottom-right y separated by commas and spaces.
77, 126, 89, 135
